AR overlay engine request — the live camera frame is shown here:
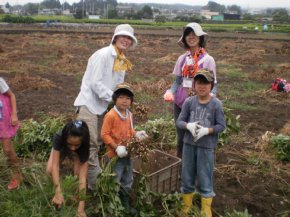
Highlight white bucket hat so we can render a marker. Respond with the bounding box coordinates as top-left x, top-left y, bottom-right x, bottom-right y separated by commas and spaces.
178, 22, 208, 48
111, 24, 138, 49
